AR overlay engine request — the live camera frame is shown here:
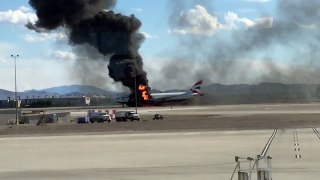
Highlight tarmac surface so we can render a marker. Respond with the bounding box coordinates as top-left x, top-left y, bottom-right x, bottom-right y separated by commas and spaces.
1, 103, 320, 179
1, 103, 320, 135
1, 129, 320, 179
